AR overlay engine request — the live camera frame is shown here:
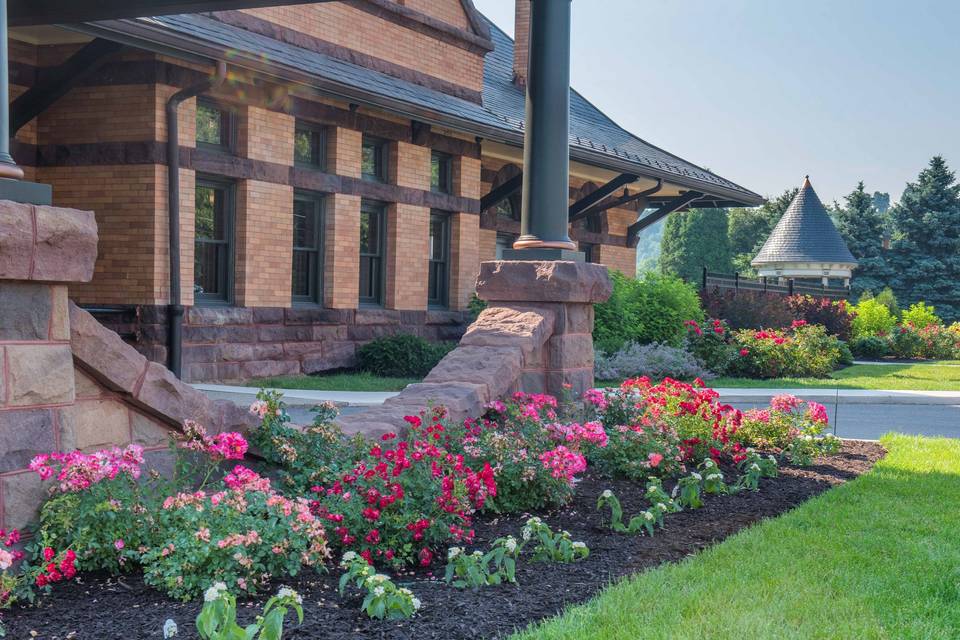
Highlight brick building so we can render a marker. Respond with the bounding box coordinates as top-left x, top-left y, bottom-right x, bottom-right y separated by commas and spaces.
8, 0, 761, 383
